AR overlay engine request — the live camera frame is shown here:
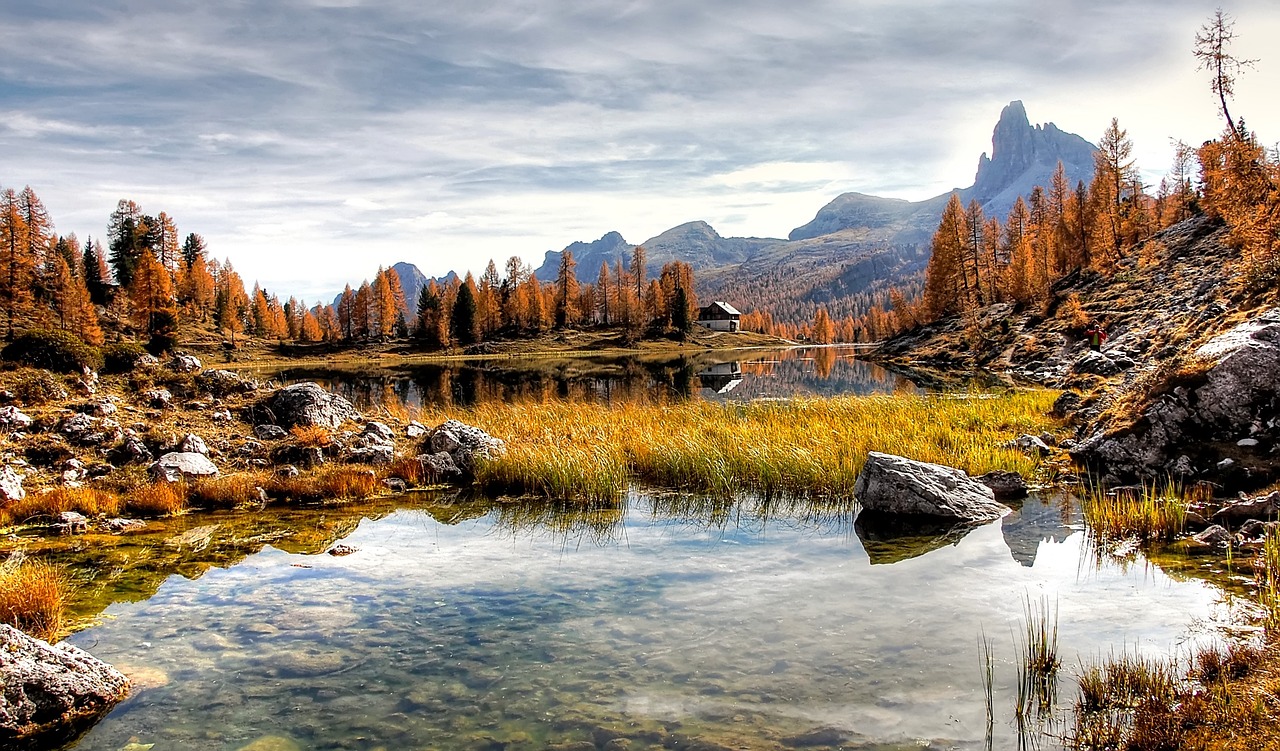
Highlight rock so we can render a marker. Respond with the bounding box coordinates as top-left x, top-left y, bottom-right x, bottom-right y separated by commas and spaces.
347, 422, 395, 465
0, 623, 130, 745
424, 420, 506, 473
0, 406, 33, 433
109, 433, 153, 466
56, 511, 88, 535
1005, 434, 1051, 457
1239, 519, 1280, 540
60, 459, 88, 484
1212, 491, 1280, 525
1, 466, 25, 504
211, 409, 233, 423
136, 353, 160, 368
1191, 524, 1232, 548
975, 470, 1029, 501
406, 421, 427, 438
140, 389, 172, 409
418, 452, 462, 481
254, 424, 288, 441
271, 445, 325, 469
275, 464, 300, 478
853, 451, 1009, 522
383, 477, 407, 493
168, 354, 202, 373
178, 433, 209, 455
259, 383, 361, 429
196, 369, 253, 395
363, 421, 394, 443
235, 734, 302, 751
1238, 438, 1260, 448
102, 518, 146, 534
59, 414, 122, 447
149, 452, 219, 482
75, 399, 117, 417
328, 544, 357, 556
1073, 351, 1123, 376
347, 445, 393, 465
